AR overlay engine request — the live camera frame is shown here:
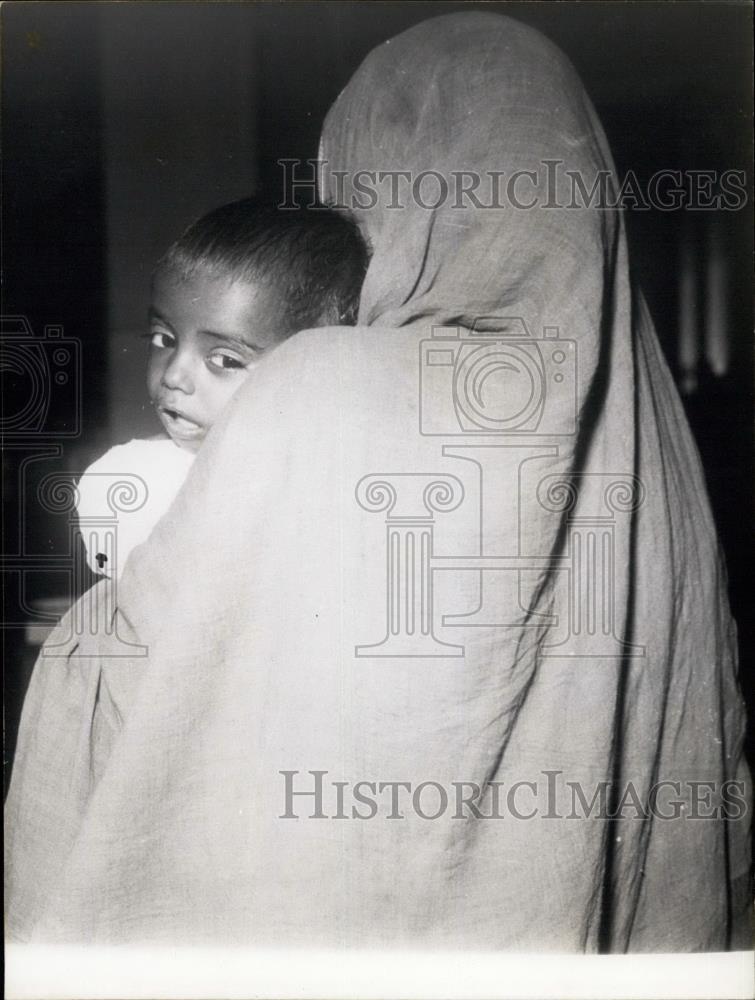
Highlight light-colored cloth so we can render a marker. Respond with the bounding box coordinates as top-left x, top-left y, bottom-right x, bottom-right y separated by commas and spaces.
75, 438, 195, 577
5, 12, 750, 951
